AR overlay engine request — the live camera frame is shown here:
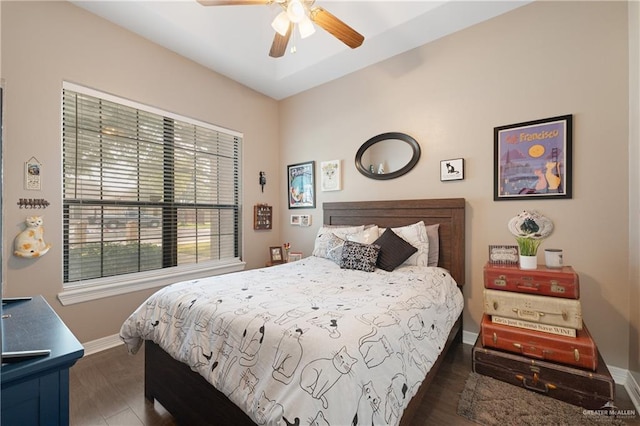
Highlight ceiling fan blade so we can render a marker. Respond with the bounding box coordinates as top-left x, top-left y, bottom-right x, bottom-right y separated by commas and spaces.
310, 7, 364, 49
269, 23, 293, 58
197, 0, 270, 6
